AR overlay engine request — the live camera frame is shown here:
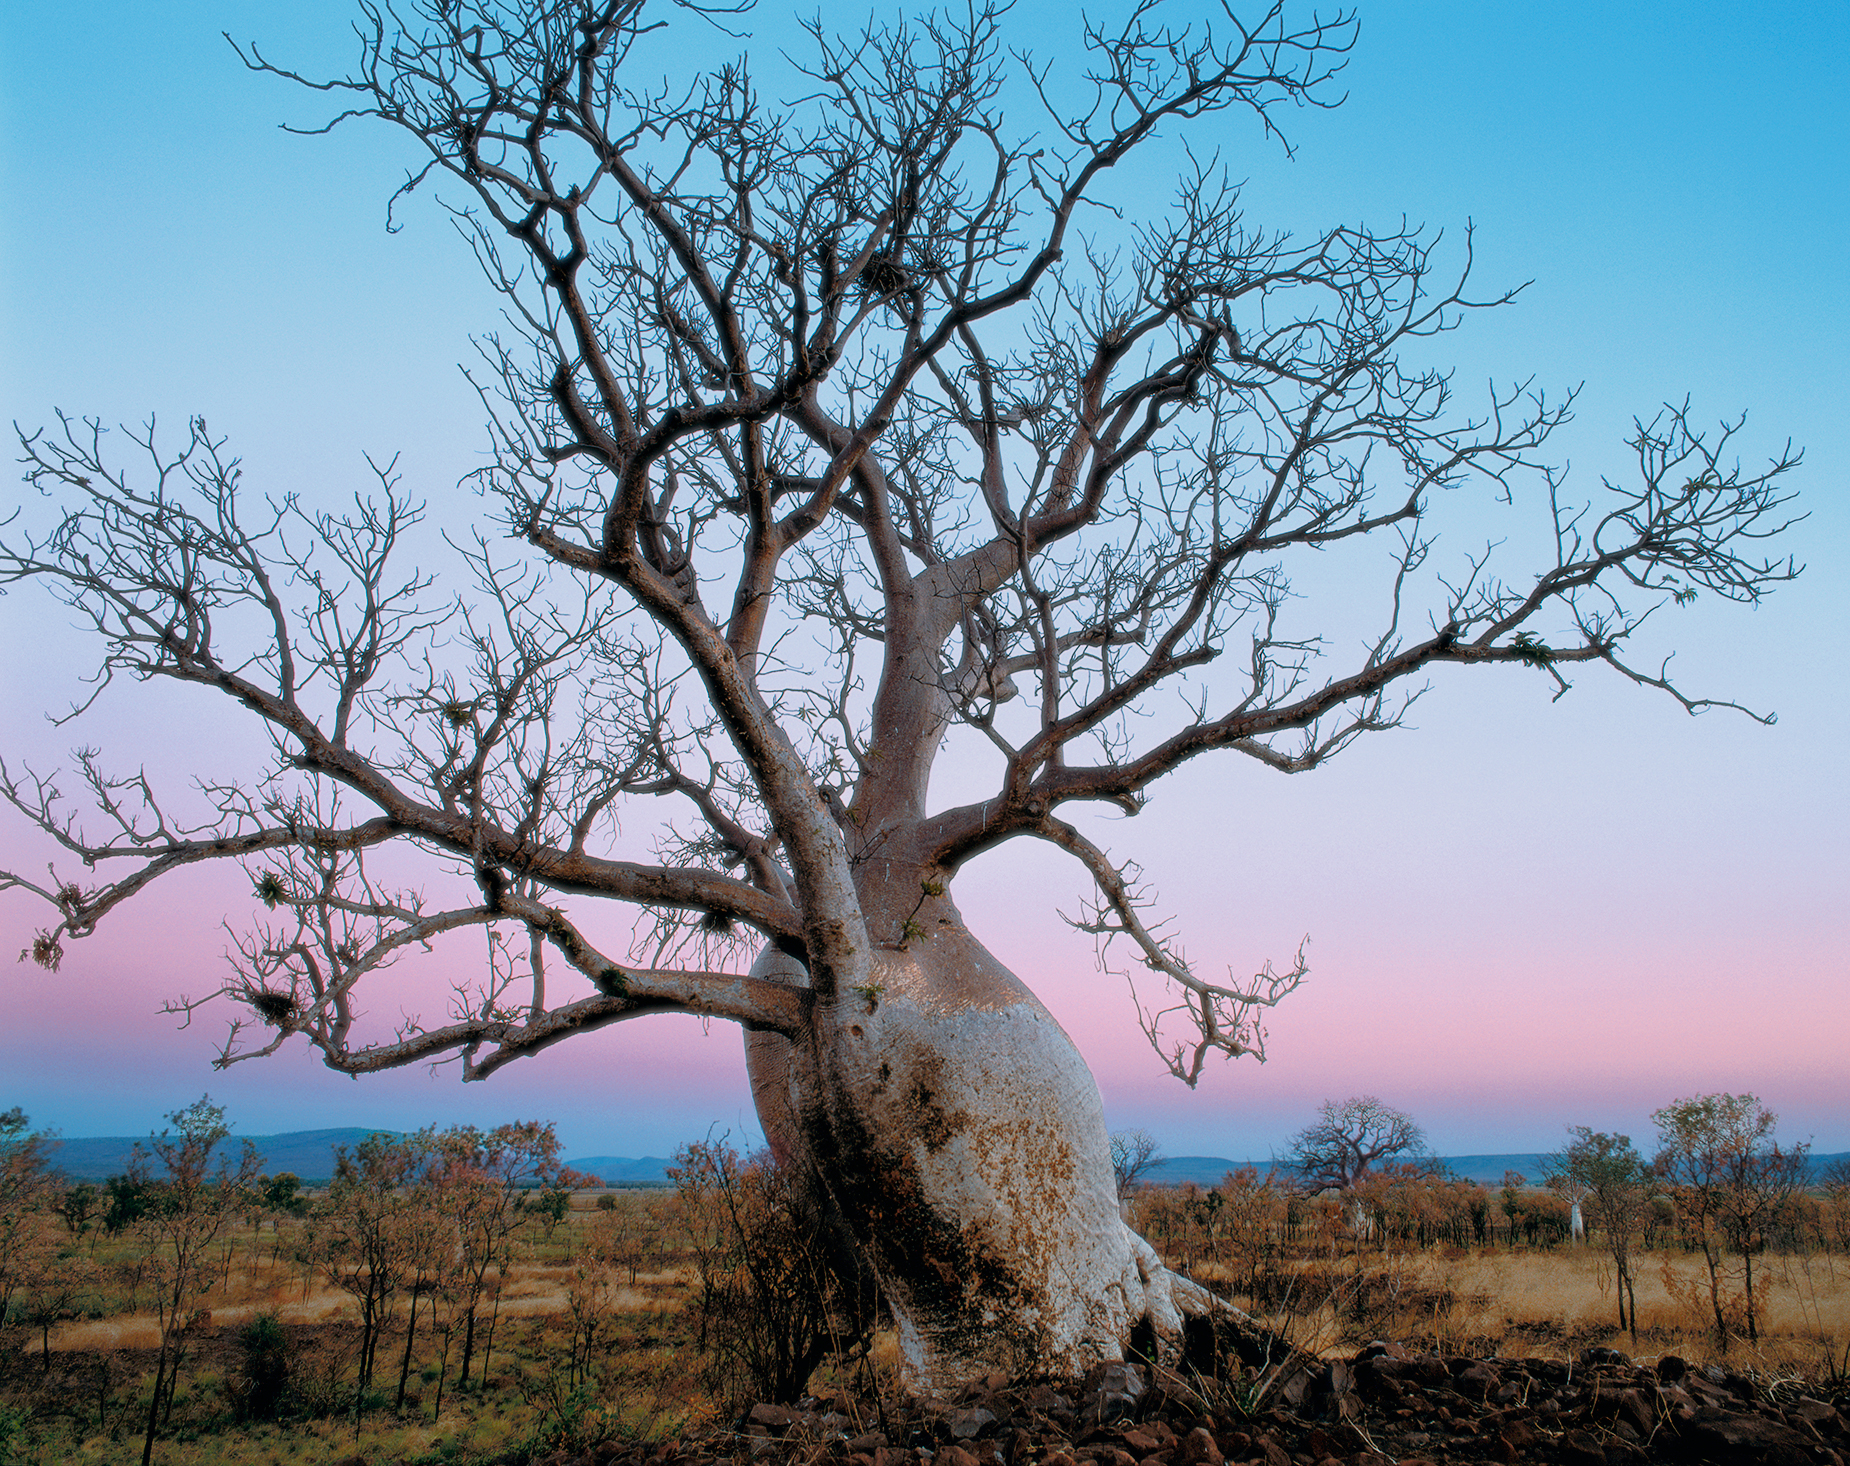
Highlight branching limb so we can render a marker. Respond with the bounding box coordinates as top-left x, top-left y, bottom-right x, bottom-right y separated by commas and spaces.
1036, 817, 1305, 1086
